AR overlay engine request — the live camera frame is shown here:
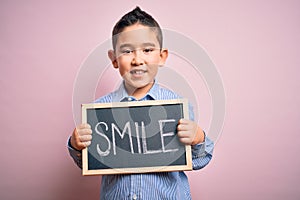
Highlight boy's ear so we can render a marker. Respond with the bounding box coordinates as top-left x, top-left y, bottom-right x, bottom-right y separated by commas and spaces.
108, 50, 118, 68
159, 49, 168, 66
